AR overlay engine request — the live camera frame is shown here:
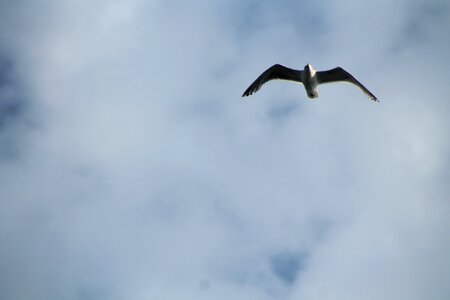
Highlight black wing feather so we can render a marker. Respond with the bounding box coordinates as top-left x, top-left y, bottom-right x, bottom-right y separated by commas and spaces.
242, 64, 302, 97
317, 67, 378, 101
